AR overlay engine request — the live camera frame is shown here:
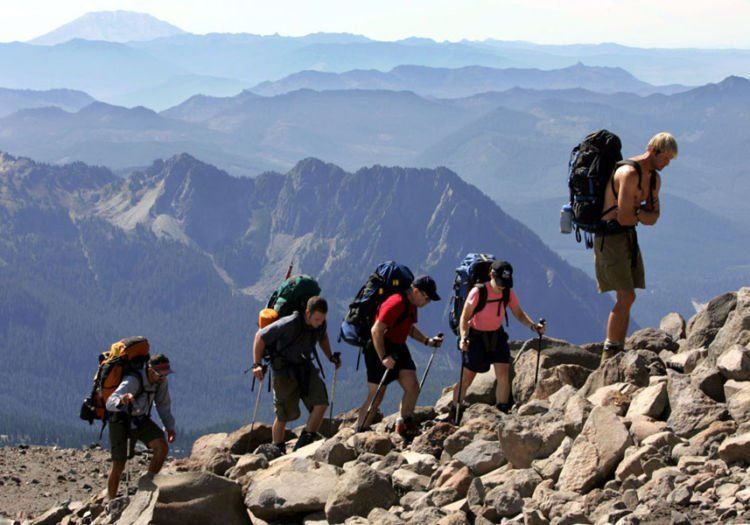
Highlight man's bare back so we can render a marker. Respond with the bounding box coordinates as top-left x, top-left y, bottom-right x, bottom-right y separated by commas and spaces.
601, 156, 662, 226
